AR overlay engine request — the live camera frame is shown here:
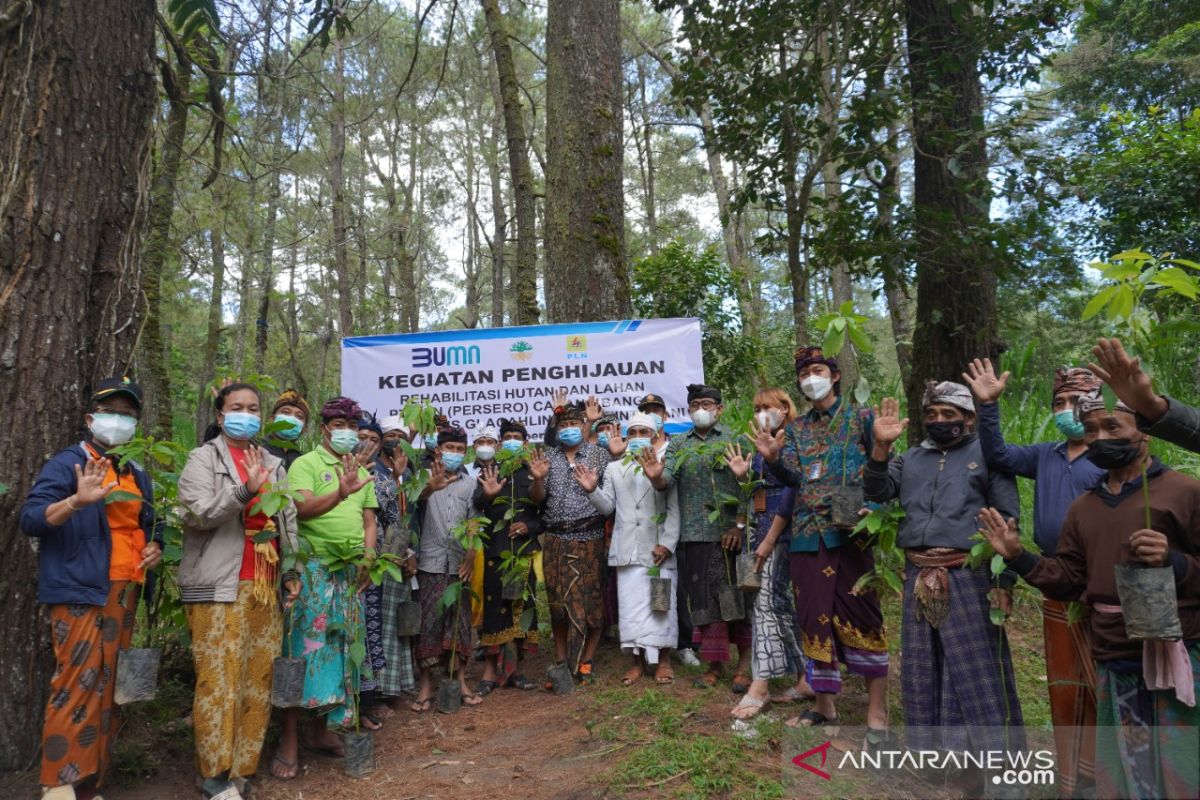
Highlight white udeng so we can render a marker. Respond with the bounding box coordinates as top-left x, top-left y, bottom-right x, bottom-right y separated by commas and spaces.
587, 449, 680, 664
